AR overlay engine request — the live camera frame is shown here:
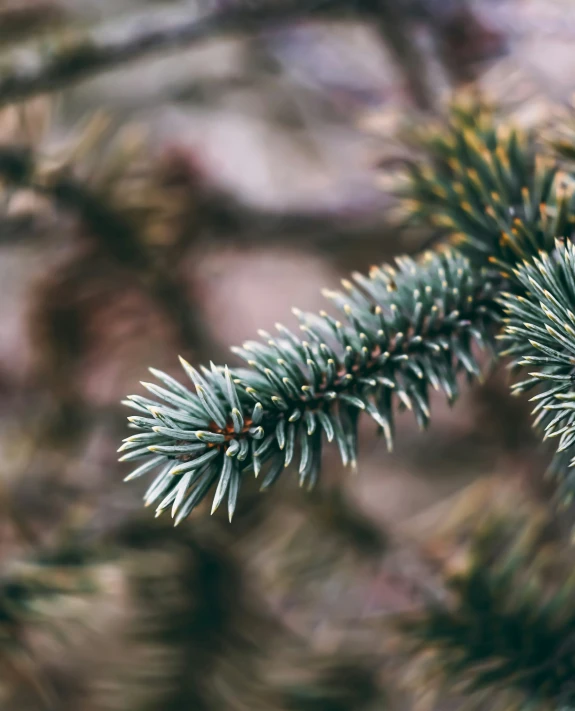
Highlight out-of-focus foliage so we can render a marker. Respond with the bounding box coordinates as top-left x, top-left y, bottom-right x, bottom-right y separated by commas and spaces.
399, 495, 575, 711
397, 99, 575, 276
